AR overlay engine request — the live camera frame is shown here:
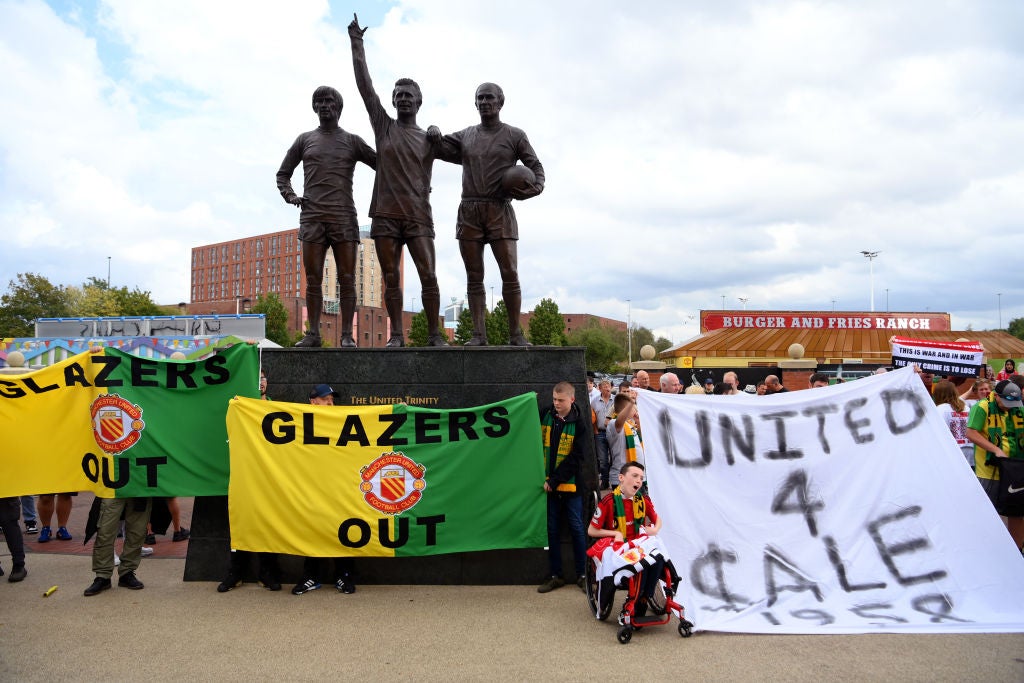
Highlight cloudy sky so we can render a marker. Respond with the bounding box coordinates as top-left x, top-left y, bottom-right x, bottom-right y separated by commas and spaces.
1, 0, 1021, 342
